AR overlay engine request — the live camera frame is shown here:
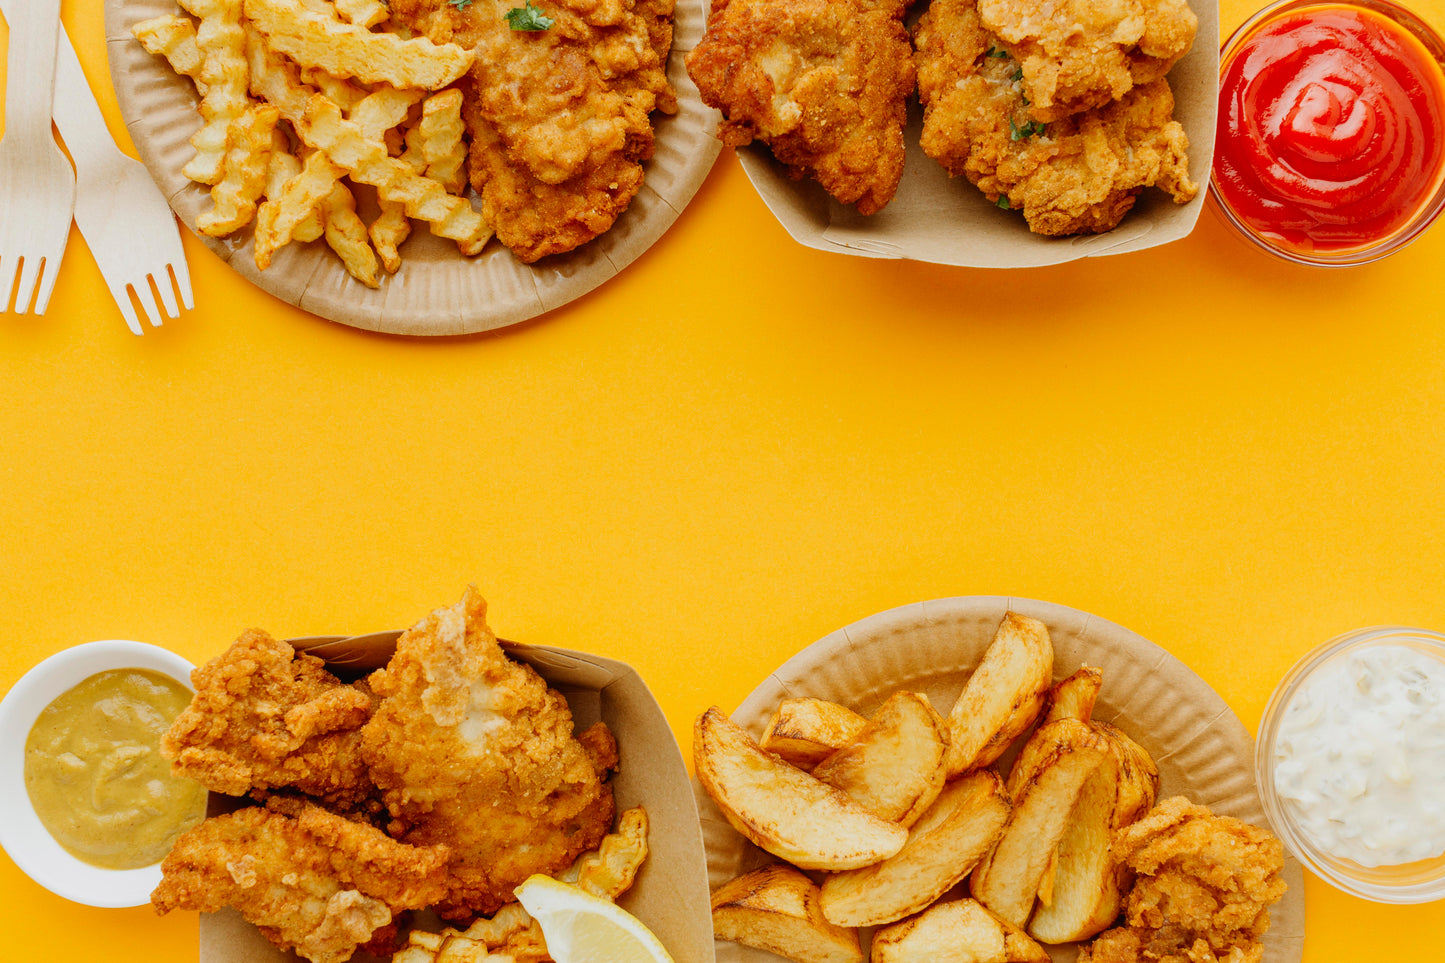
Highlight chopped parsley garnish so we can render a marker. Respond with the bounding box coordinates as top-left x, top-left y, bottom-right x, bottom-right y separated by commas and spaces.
986, 46, 1010, 58
448, 0, 472, 8
996, 196, 1011, 210
1008, 117, 1046, 141
1011, 66, 1023, 82
505, 0, 554, 29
